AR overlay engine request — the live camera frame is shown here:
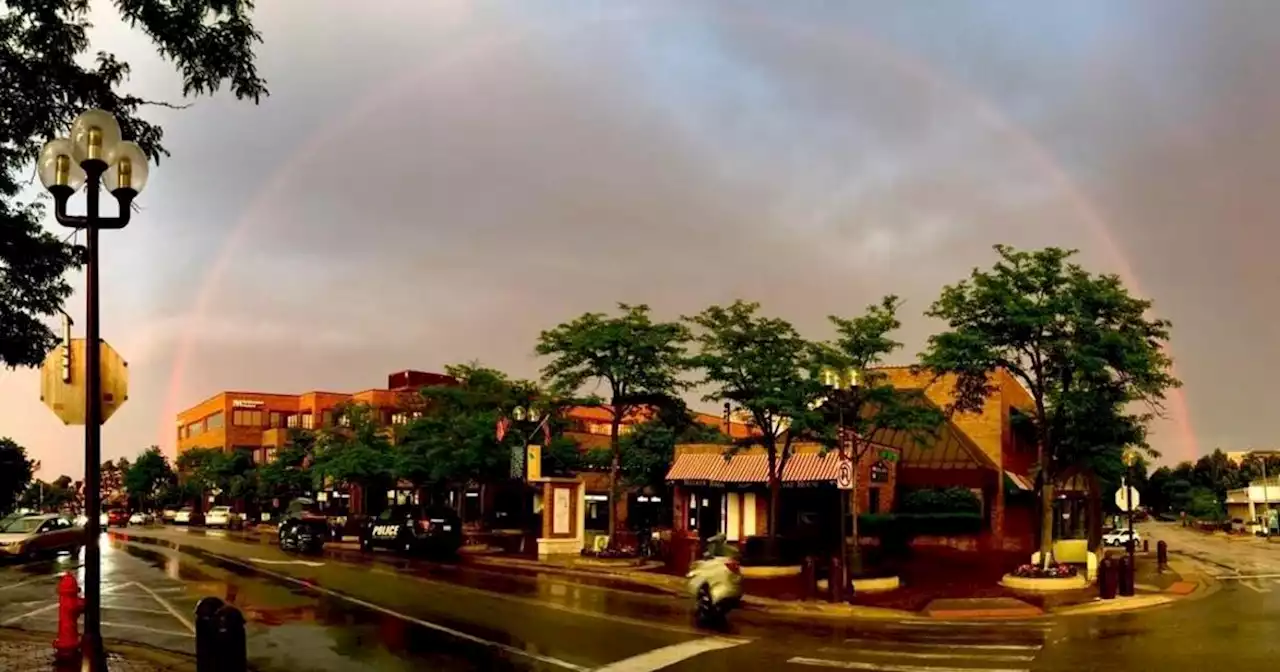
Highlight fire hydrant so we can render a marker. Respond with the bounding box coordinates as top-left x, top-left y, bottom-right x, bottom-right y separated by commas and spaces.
52, 572, 84, 661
